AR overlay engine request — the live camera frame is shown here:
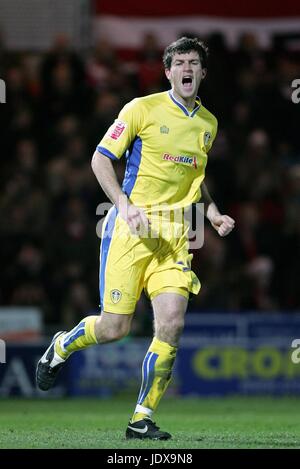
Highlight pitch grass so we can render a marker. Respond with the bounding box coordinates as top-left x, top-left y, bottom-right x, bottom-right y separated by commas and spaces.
0, 396, 299, 449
